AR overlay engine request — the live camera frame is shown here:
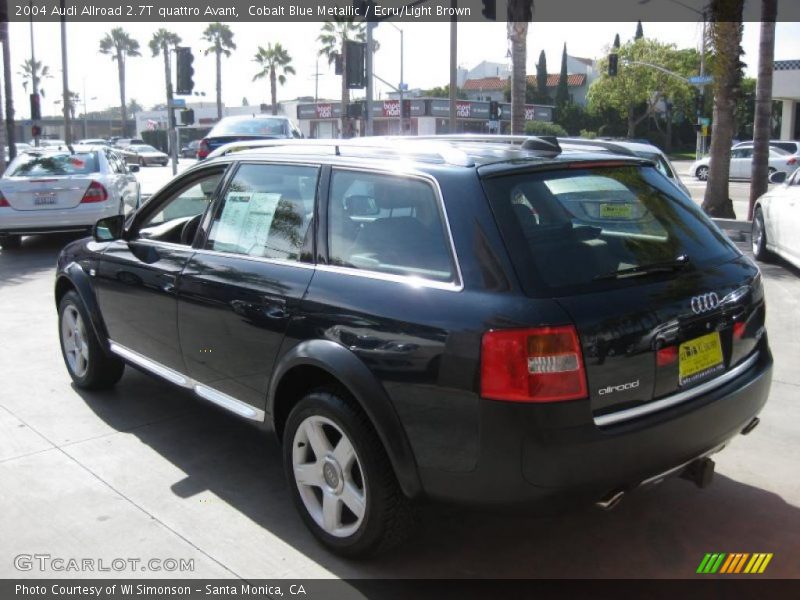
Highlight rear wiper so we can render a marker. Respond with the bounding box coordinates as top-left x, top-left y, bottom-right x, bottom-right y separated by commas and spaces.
593, 254, 691, 281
